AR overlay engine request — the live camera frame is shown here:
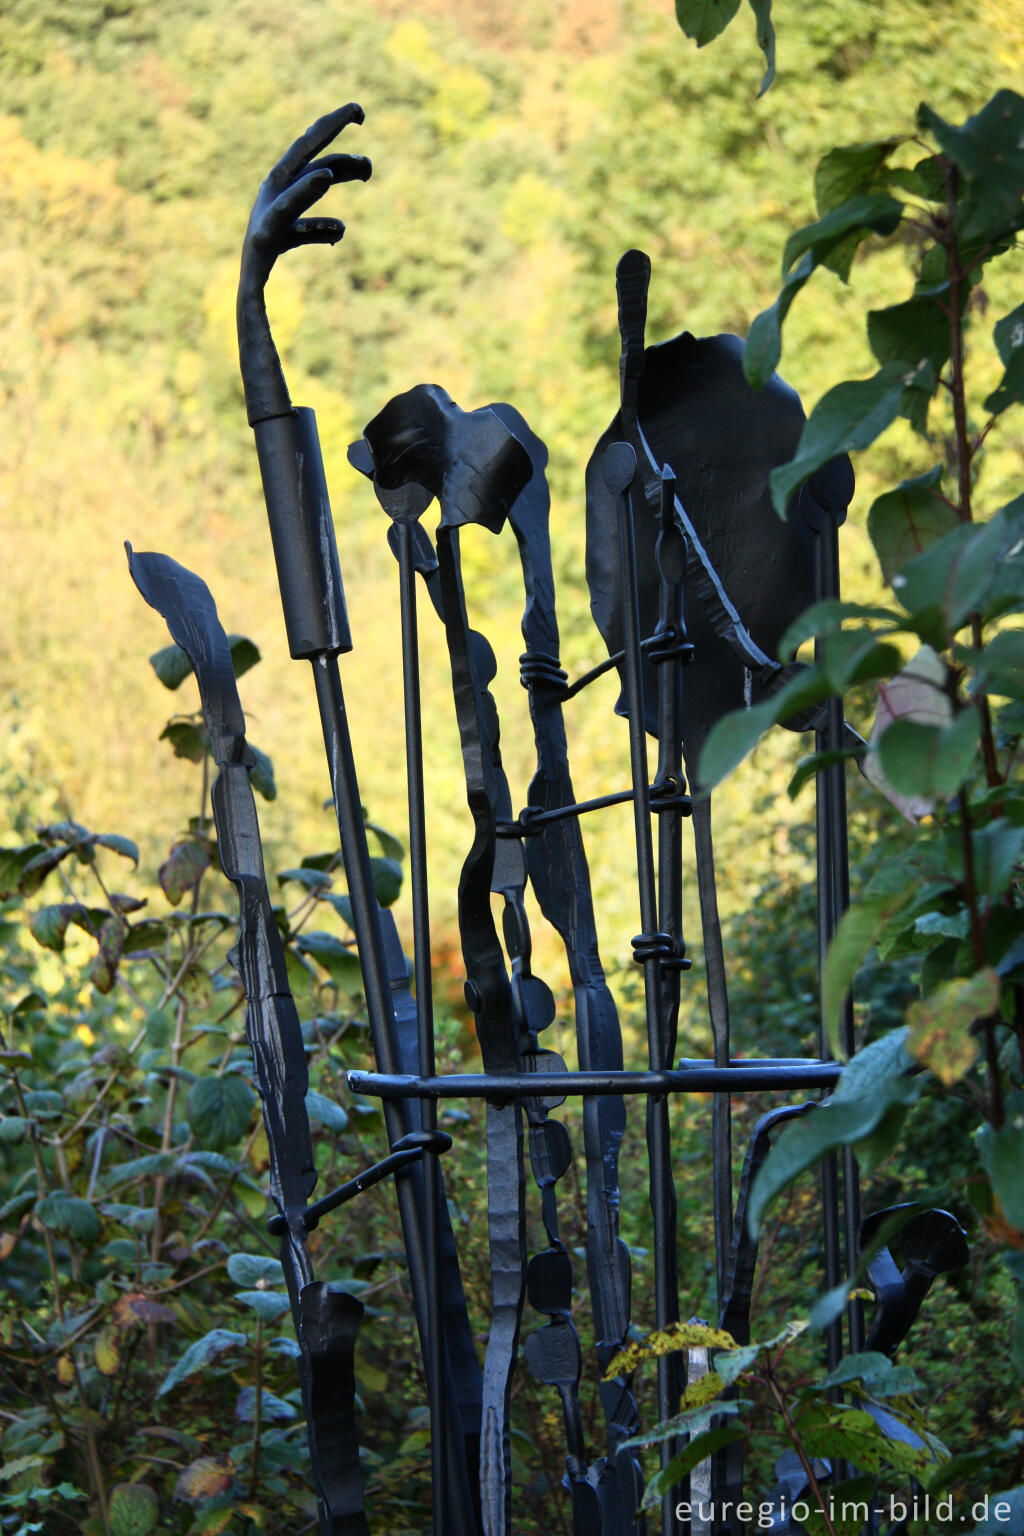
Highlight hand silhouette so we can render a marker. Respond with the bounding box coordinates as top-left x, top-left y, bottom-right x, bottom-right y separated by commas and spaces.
238, 105, 371, 423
